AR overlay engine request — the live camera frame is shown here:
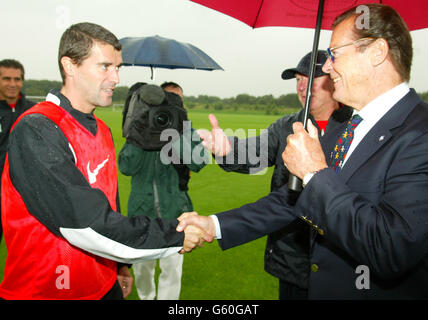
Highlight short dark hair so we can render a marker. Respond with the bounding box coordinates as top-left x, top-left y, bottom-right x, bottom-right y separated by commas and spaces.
161, 81, 183, 93
333, 4, 412, 82
58, 22, 122, 84
0, 59, 25, 80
